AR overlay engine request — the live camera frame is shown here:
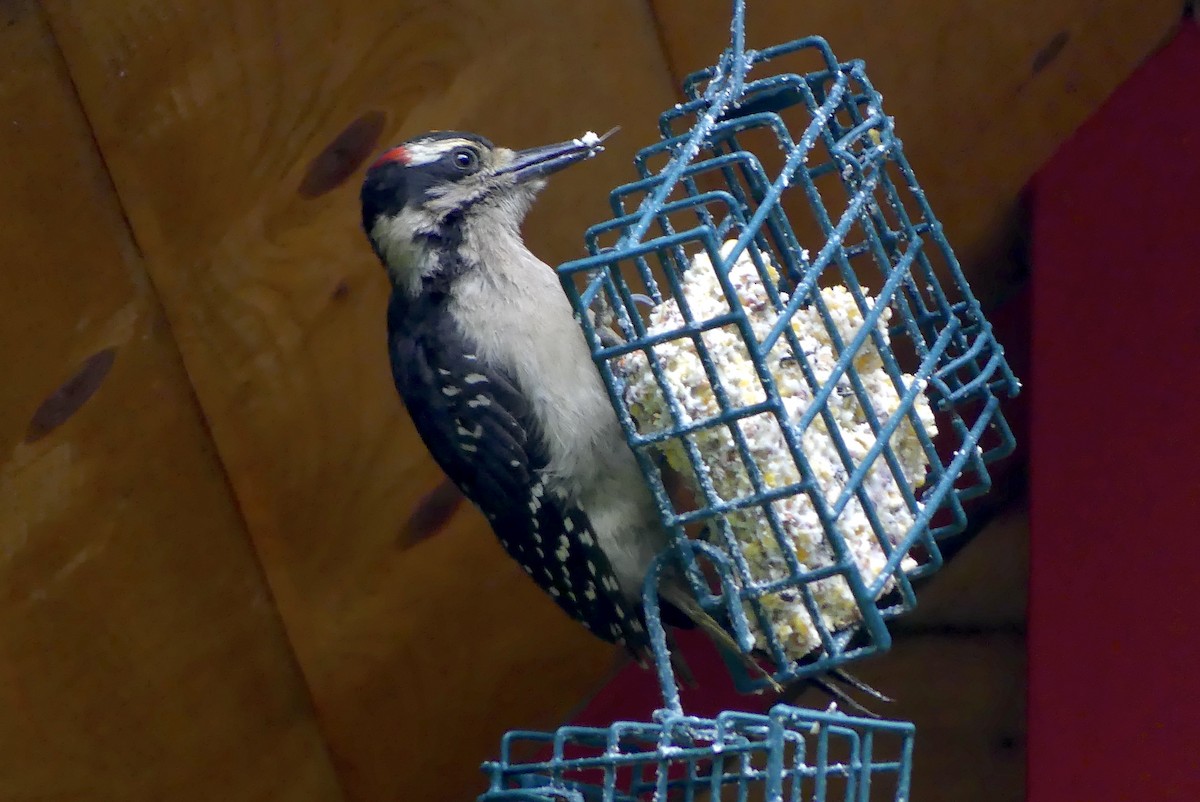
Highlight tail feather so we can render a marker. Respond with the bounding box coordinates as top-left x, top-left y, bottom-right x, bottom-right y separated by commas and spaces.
665, 630, 699, 689
644, 584, 893, 716
805, 676, 882, 718
828, 667, 893, 703
779, 668, 892, 718
658, 579, 782, 693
